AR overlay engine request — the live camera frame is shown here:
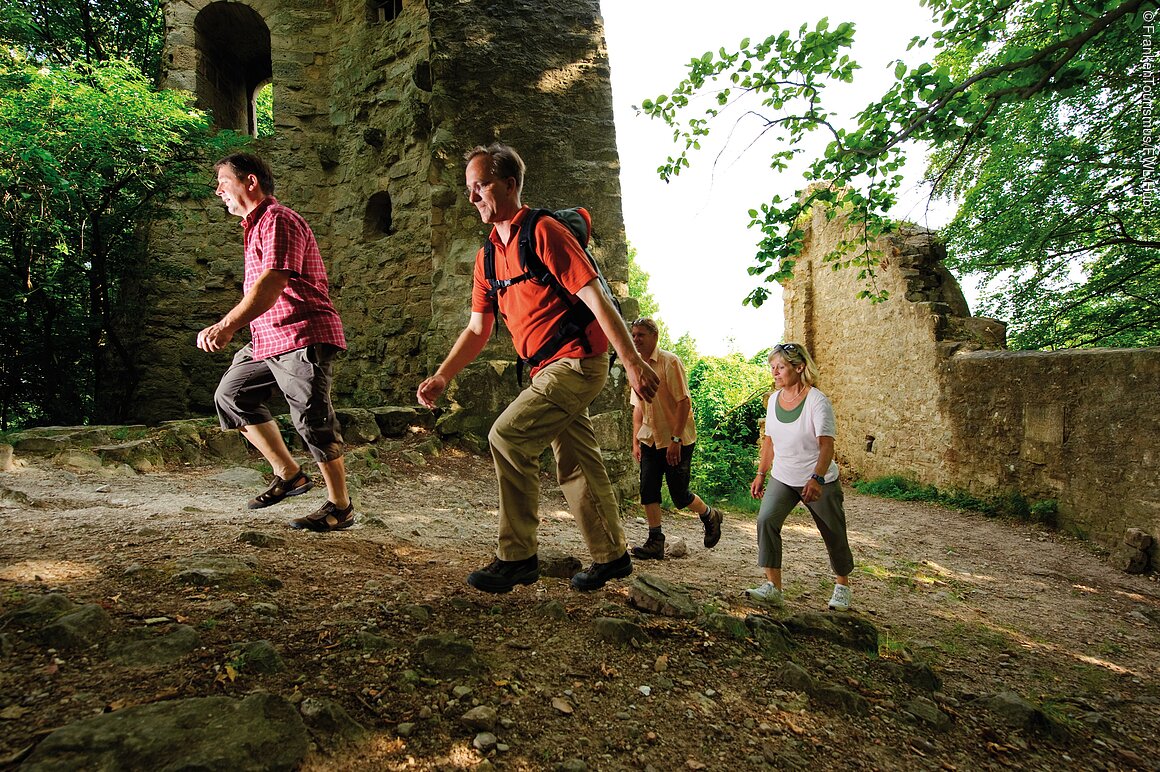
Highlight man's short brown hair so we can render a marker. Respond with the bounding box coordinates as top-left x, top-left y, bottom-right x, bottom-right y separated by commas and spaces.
215, 153, 275, 196
464, 142, 525, 194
